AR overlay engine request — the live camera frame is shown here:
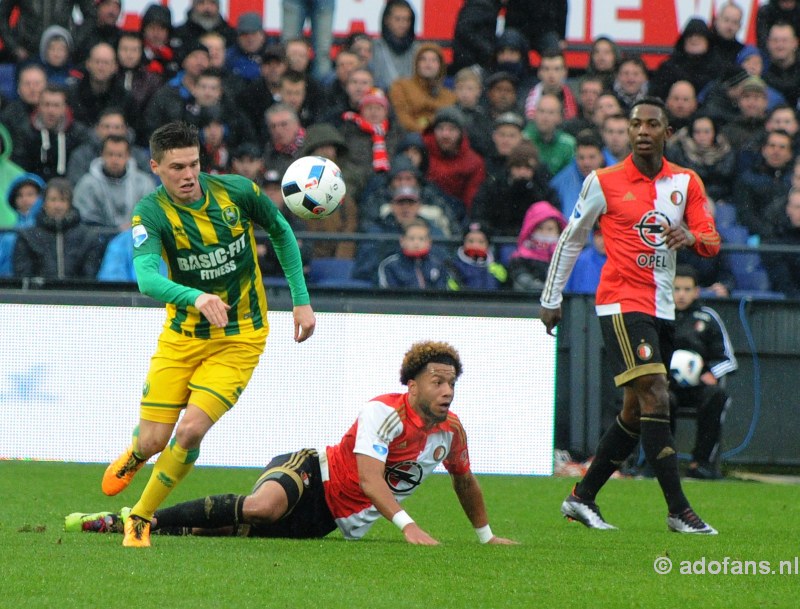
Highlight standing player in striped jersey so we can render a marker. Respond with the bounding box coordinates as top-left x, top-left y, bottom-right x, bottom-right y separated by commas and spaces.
69, 342, 517, 546
540, 97, 721, 534
101, 121, 316, 548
